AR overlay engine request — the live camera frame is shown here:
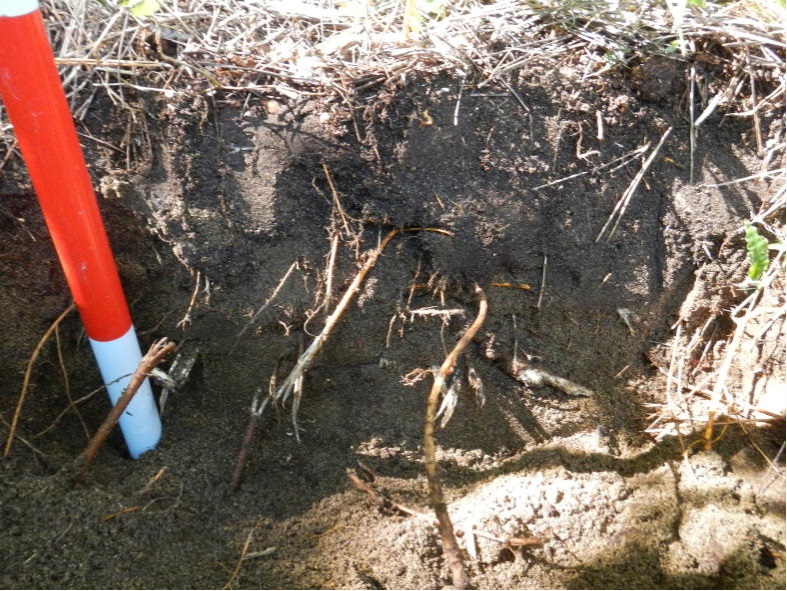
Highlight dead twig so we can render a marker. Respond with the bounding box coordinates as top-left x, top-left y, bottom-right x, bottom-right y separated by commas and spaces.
596, 127, 673, 243
424, 285, 487, 590
3, 303, 76, 459
76, 338, 175, 483
347, 467, 426, 518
